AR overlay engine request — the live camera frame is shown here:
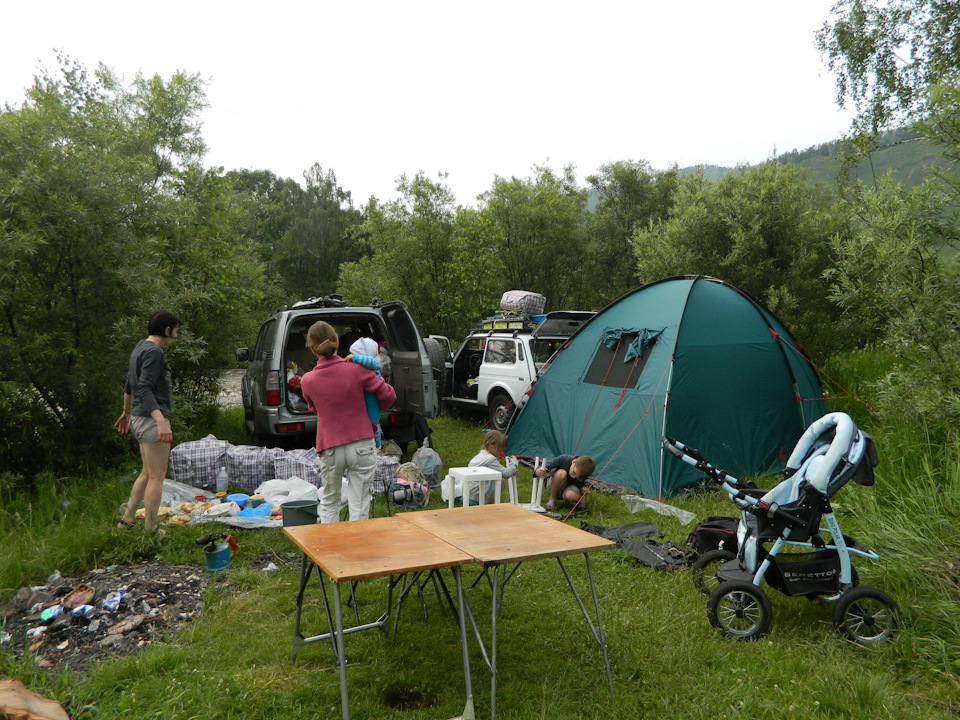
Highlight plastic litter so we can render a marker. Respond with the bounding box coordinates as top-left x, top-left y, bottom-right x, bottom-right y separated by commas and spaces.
40, 605, 63, 622
102, 591, 125, 612
622, 495, 697, 525
71, 605, 96, 620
